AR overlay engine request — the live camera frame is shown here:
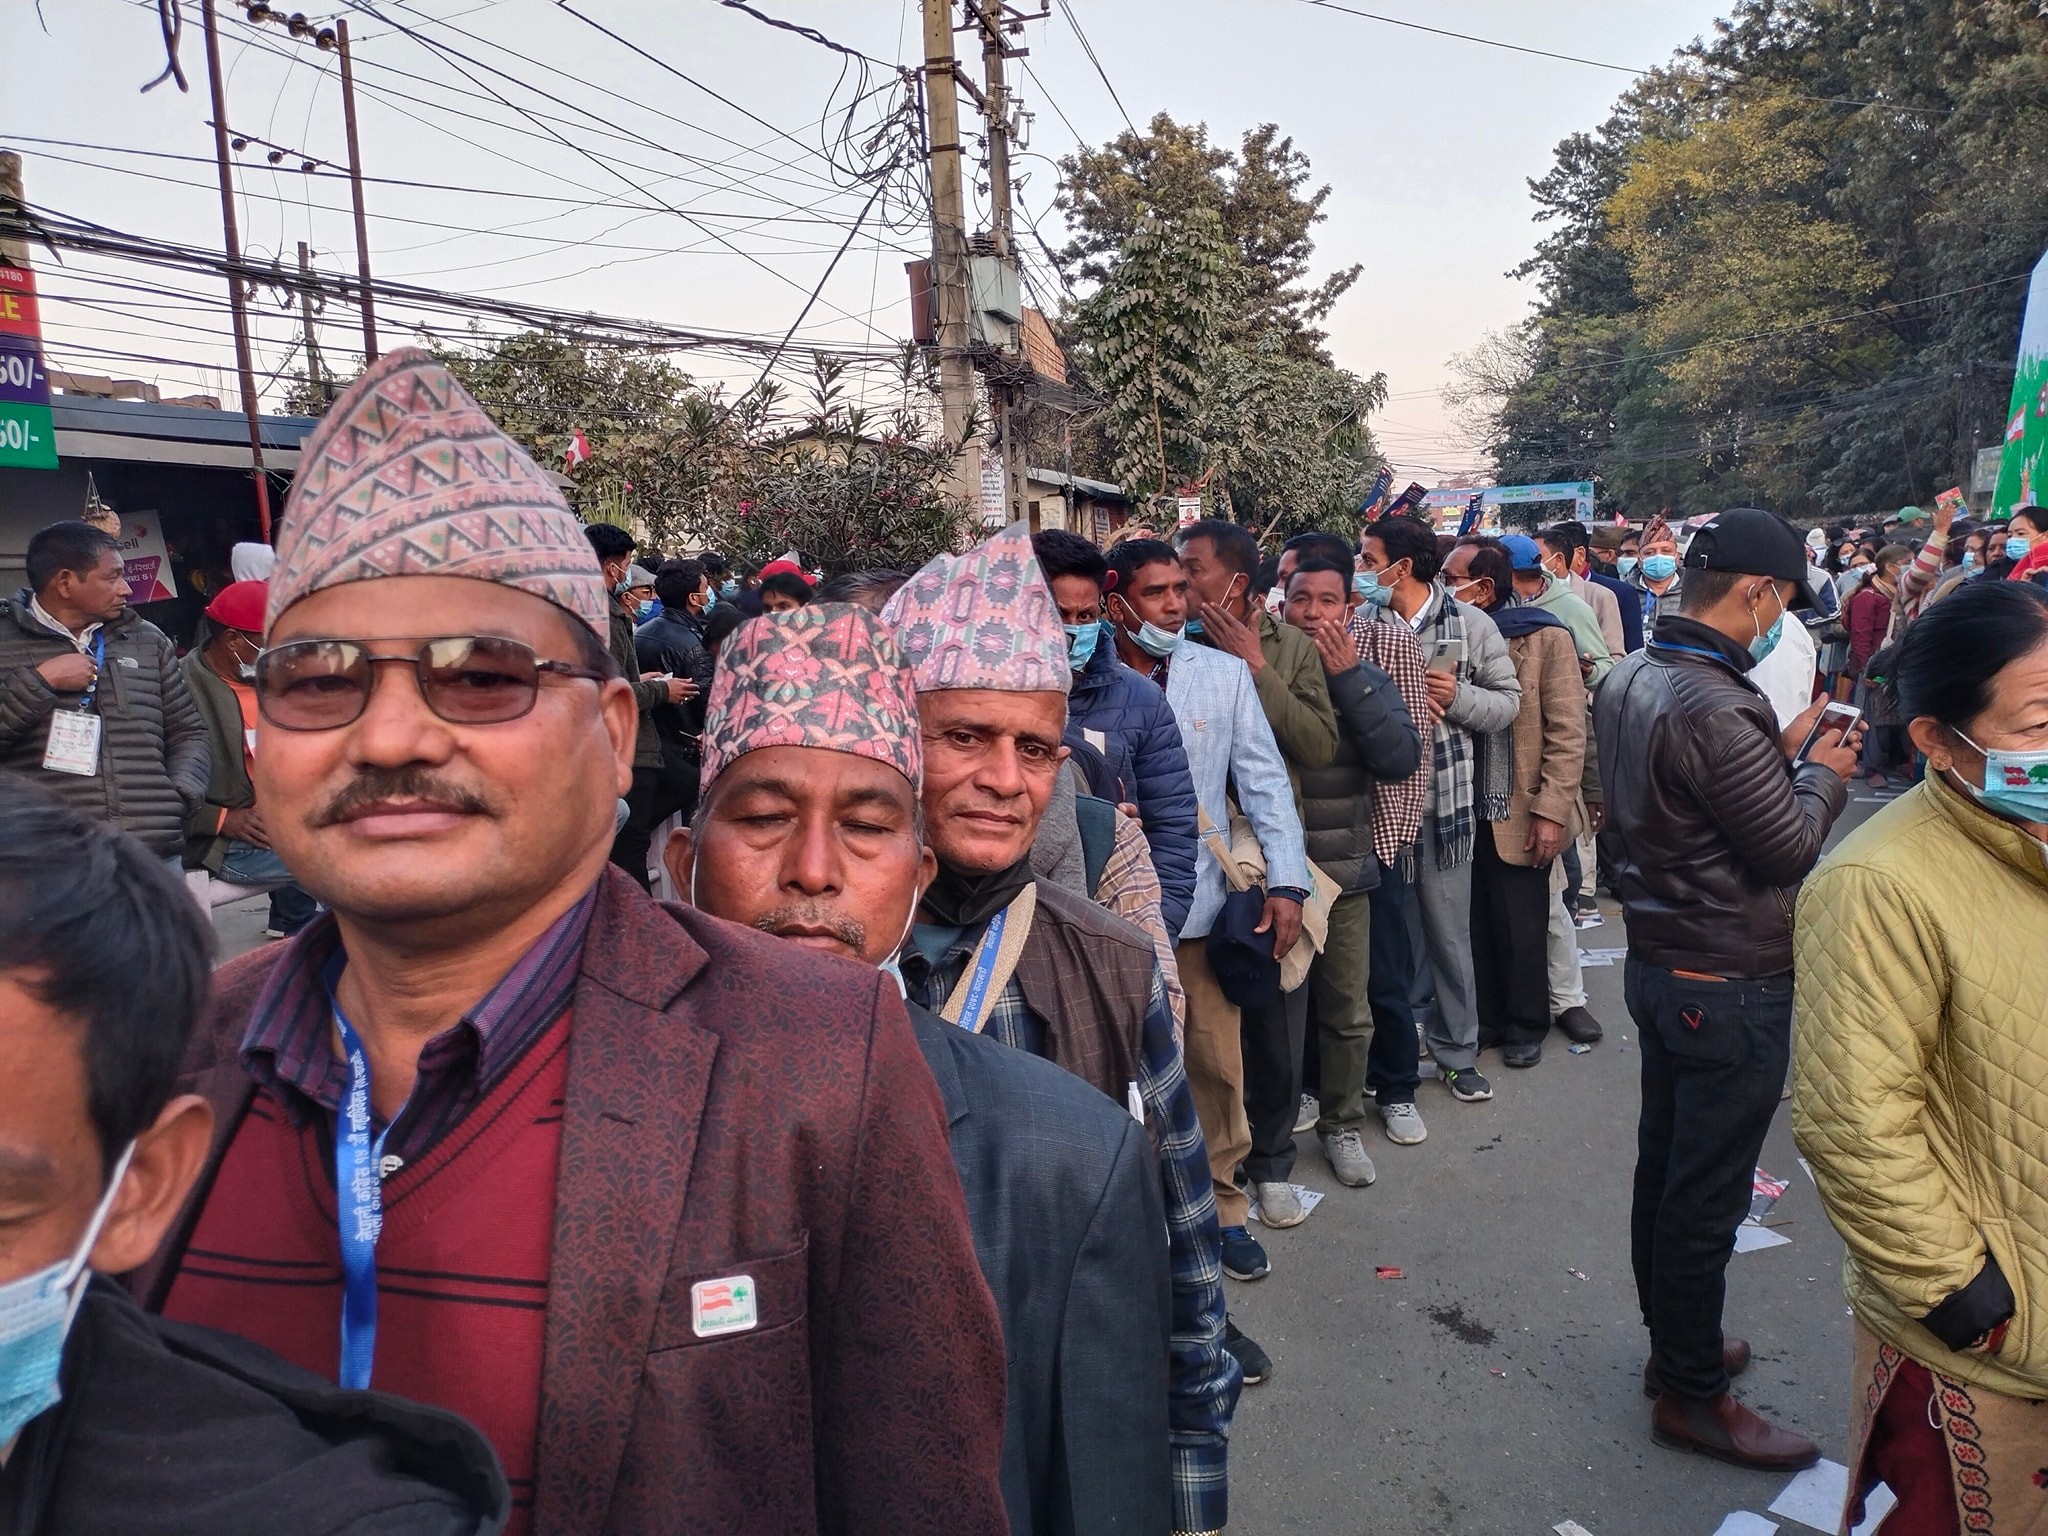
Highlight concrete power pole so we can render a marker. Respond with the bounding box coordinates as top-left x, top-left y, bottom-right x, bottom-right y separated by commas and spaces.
296, 242, 328, 402
970, 1, 1028, 527
921, 0, 981, 509
0, 151, 27, 268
